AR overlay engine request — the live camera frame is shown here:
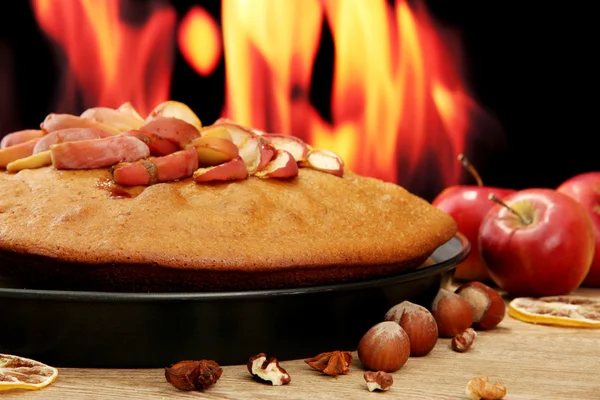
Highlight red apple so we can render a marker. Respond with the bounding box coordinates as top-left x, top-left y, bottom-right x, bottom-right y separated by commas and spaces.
432, 155, 515, 281
479, 188, 595, 297
557, 172, 600, 287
